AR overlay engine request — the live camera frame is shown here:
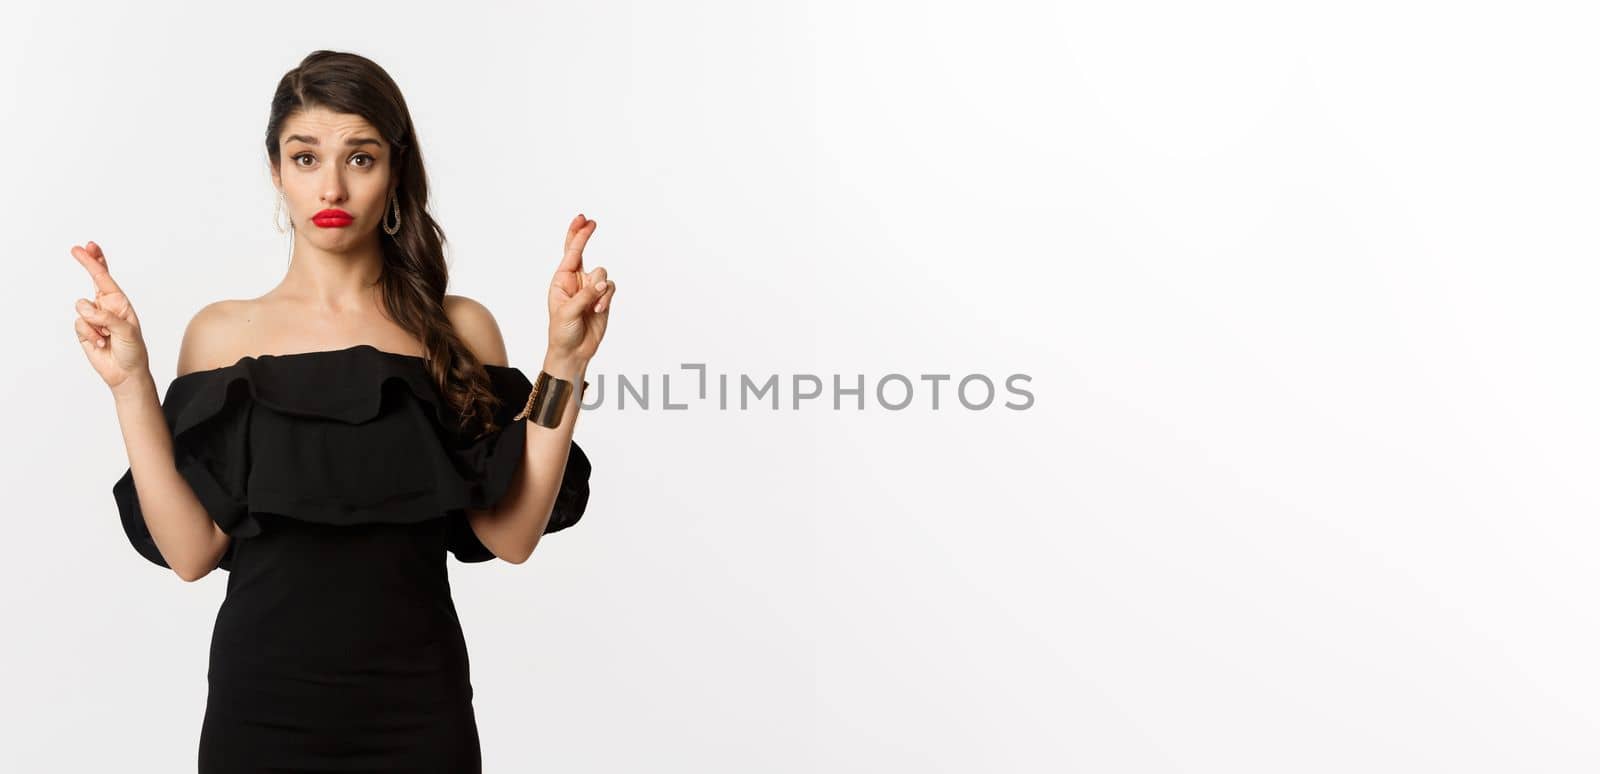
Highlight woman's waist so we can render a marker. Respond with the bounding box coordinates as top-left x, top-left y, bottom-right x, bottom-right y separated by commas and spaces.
225, 511, 453, 583
215, 515, 467, 653
206, 612, 474, 711
209, 573, 470, 683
